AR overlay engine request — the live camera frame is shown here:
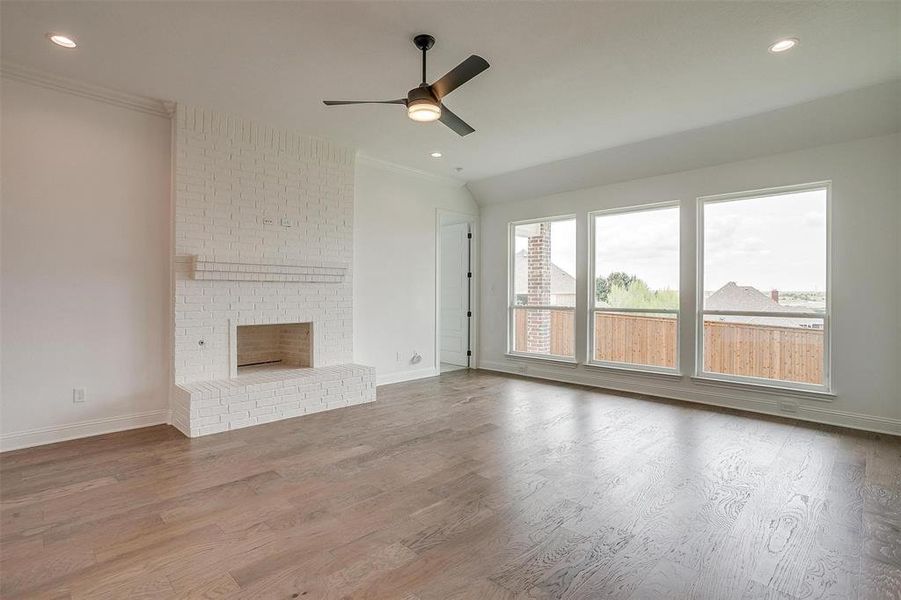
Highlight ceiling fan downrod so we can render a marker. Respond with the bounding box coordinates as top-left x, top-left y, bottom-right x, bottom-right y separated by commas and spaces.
413, 34, 436, 86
